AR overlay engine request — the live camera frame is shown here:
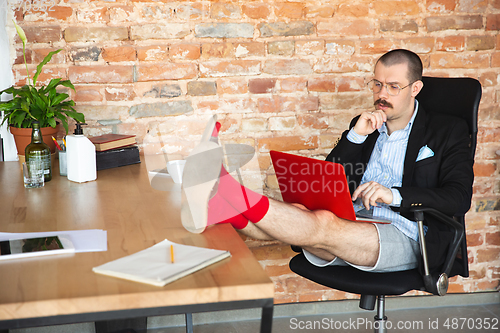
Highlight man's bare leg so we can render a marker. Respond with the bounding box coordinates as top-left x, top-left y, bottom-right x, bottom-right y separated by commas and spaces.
181, 138, 379, 267
238, 198, 380, 267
